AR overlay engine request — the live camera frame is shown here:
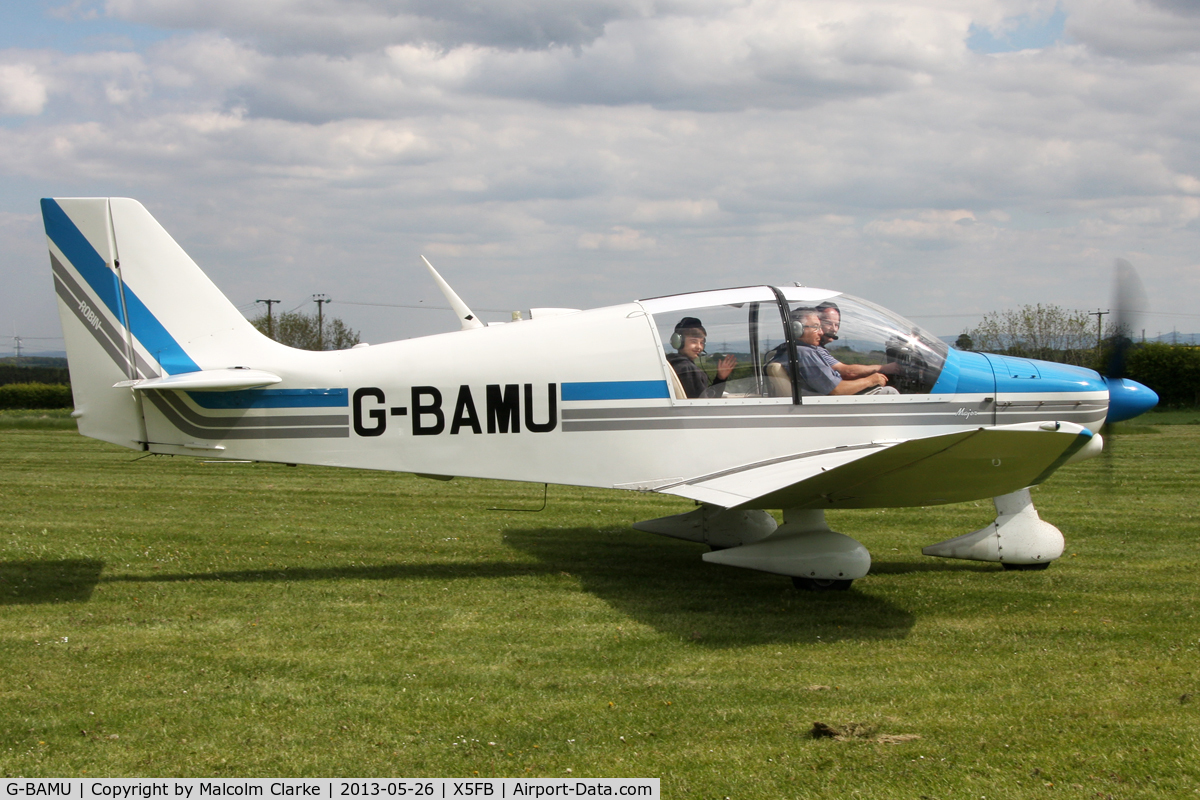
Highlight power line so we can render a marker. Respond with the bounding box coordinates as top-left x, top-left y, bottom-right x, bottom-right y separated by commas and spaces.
1138, 310, 1200, 319
336, 299, 515, 313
